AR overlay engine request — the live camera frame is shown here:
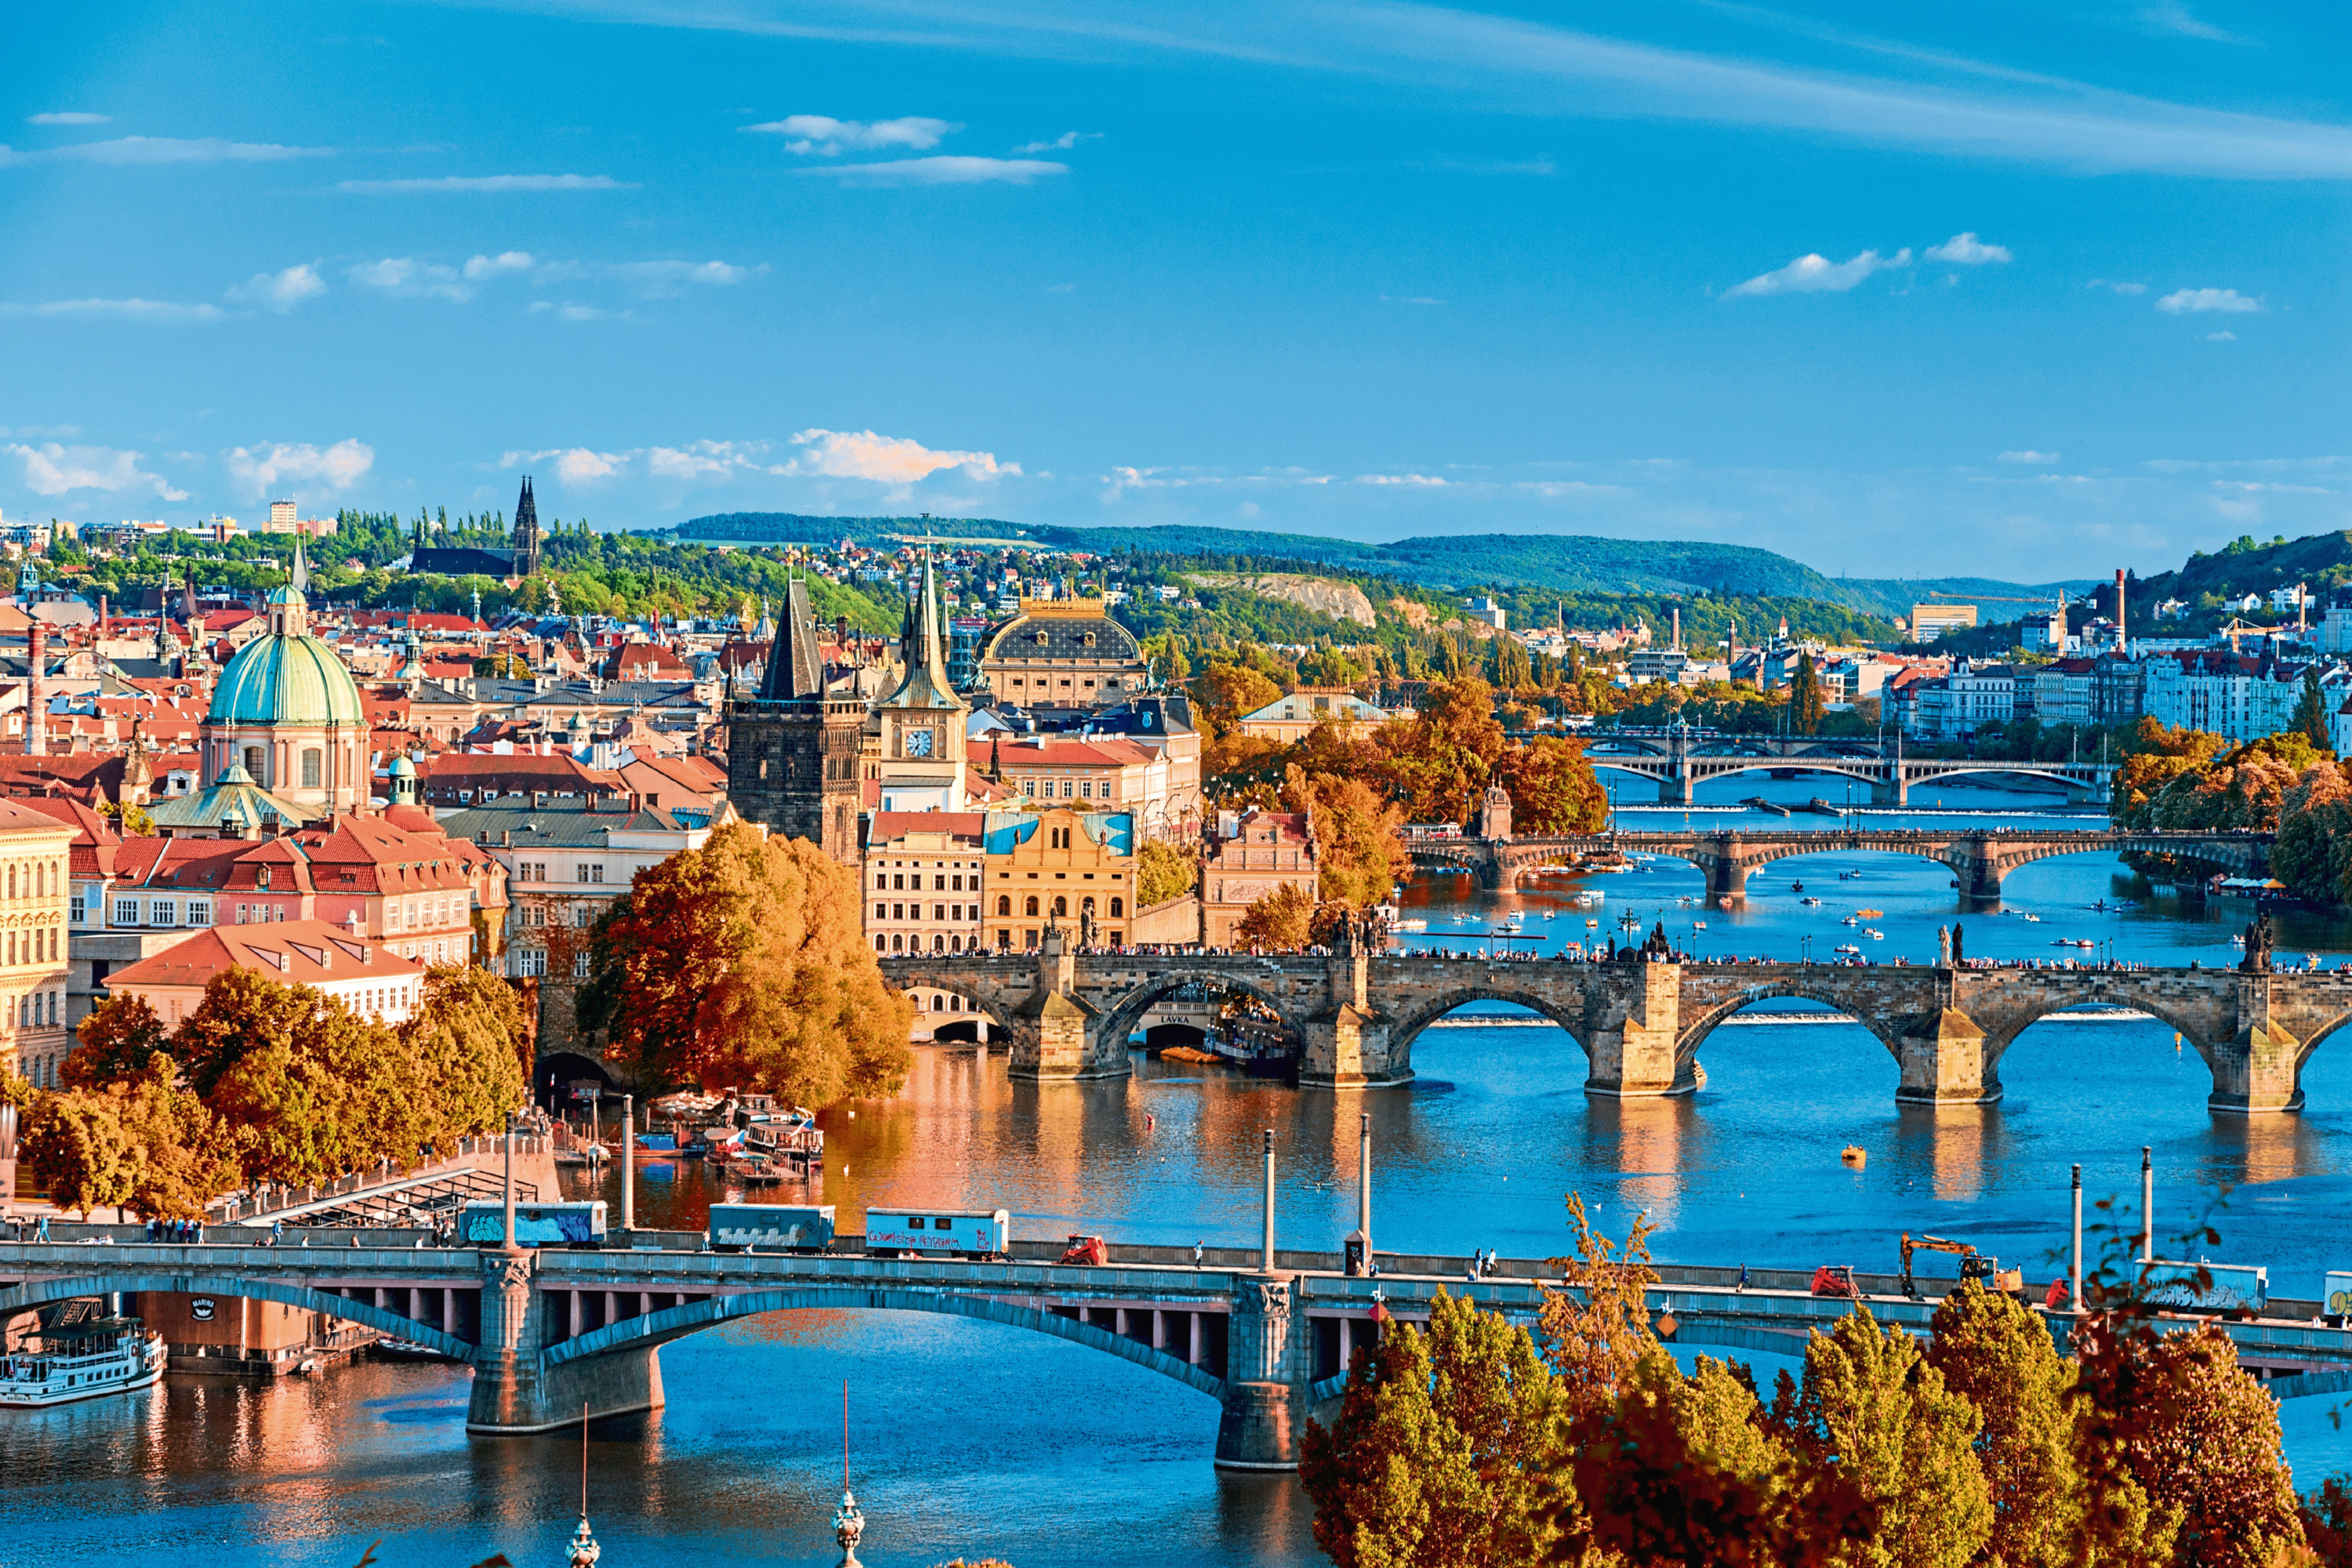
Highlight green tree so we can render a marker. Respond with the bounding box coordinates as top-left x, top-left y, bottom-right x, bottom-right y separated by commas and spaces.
2296, 665, 2334, 752
583, 822, 913, 1104
62, 993, 170, 1090
1299, 1288, 1563, 1568
400, 964, 531, 1145
1768, 1309, 1993, 1568
1789, 652, 1825, 735
1924, 1280, 2083, 1566
1134, 839, 1198, 908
